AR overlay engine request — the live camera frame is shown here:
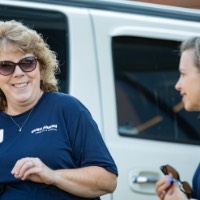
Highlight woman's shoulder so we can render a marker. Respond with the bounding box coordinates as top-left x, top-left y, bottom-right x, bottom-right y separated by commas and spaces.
46, 92, 80, 102
44, 92, 86, 110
